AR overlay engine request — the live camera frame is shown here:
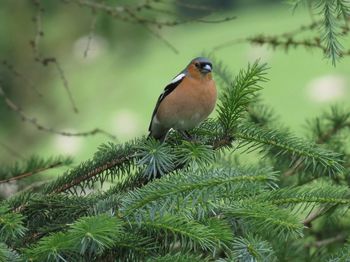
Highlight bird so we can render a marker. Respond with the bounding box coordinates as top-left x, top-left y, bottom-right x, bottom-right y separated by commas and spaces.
148, 57, 217, 142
